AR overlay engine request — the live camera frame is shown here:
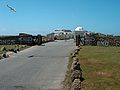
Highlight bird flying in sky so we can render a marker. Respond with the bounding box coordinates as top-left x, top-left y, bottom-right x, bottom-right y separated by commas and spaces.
7, 4, 16, 12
